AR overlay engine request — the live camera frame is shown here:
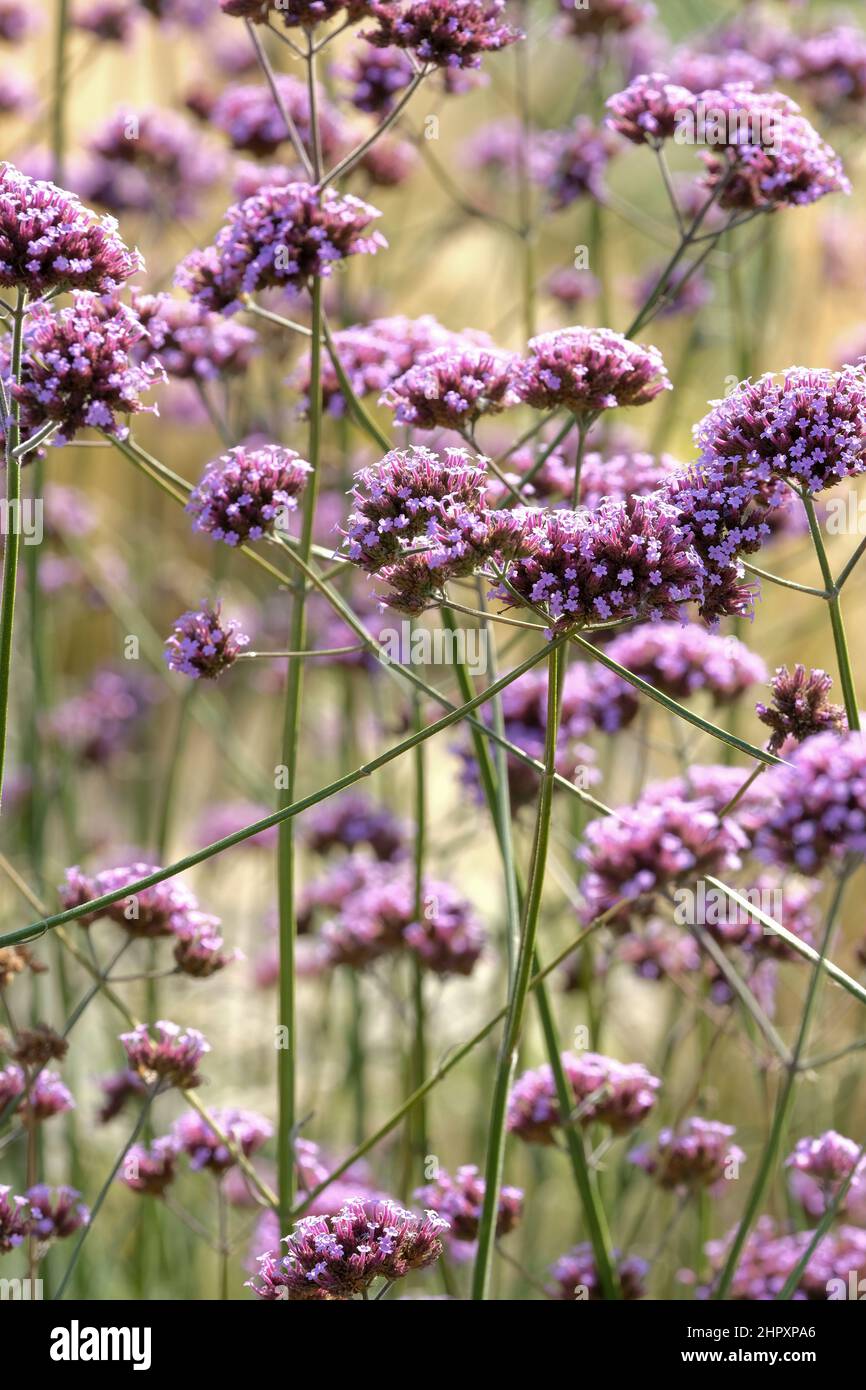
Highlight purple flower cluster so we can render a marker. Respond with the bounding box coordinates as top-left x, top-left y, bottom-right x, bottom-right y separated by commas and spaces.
173, 913, 238, 978
177, 183, 386, 313
119, 1020, 210, 1090
414, 1164, 522, 1242
380, 344, 519, 430
756, 732, 866, 872
0, 163, 142, 295
776, 25, 866, 124
85, 108, 224, 219
606, 73, 697, 147
186, 445, 311, 546
535, 118, 612, 208
212, 76, 345, 159
756, 665, 847, 753
557, 0, 652, 40
546, 1244, 648, 1300
171, 1107, 272, 1171
337, 44, 414, 115
164, 602, 250, 679
249, 1198, 448, 1298
363, 0, 522, 71
604, 621, 767, 704
47, 667, 157, 765
222, 0, 375, 26
704, 1216, 866, 1299
59, 861, 199, 936
29, 1072, 75, 1121
132, 291, 258, 382
507, 1051, 661, 1144
630, 1117, 745, 1192
0, 1186, 30, 1251
120, 1137, 179, 1195
787, 1132, 866, 1221
73, 0, 139, 44
26, 1185, 89, 1242
0, 0, 37, 42
515, 328, 671, 414
303, 793, 407, 861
